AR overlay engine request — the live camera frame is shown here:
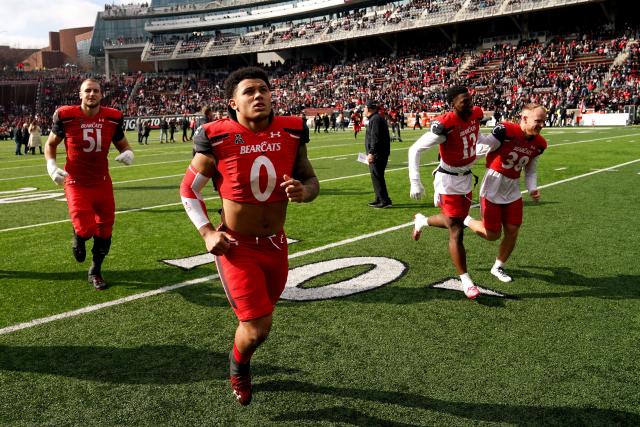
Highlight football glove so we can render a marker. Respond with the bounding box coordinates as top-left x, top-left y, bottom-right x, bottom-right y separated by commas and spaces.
115, 149, 134, 165
409, 178, 425, 200
46, 159, 67, 186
